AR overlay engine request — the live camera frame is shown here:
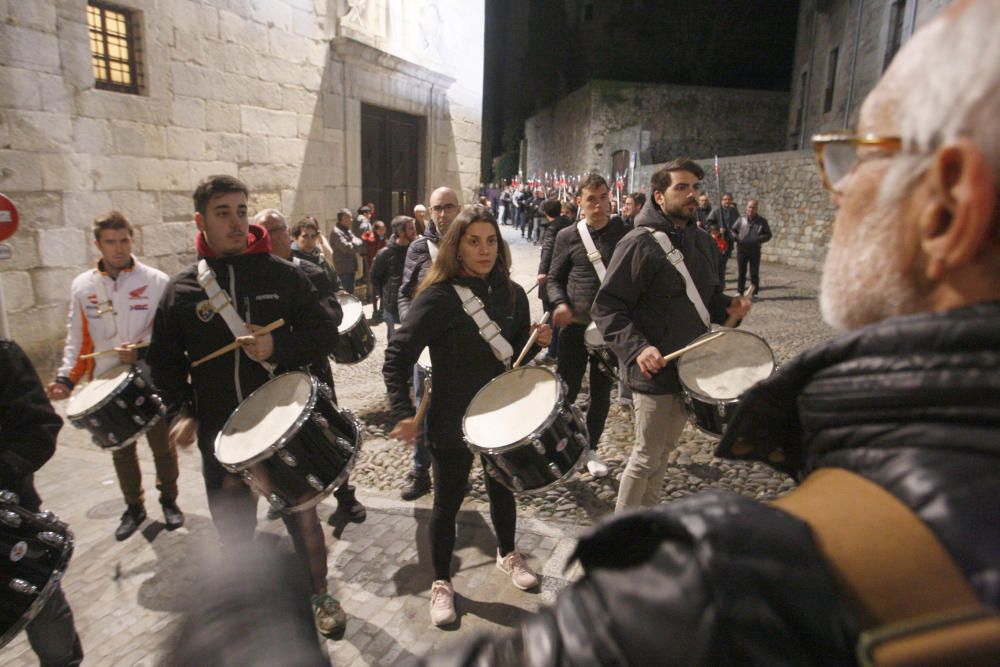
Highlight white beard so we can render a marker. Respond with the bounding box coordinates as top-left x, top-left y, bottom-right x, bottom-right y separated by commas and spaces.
819, 199, 924, 331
